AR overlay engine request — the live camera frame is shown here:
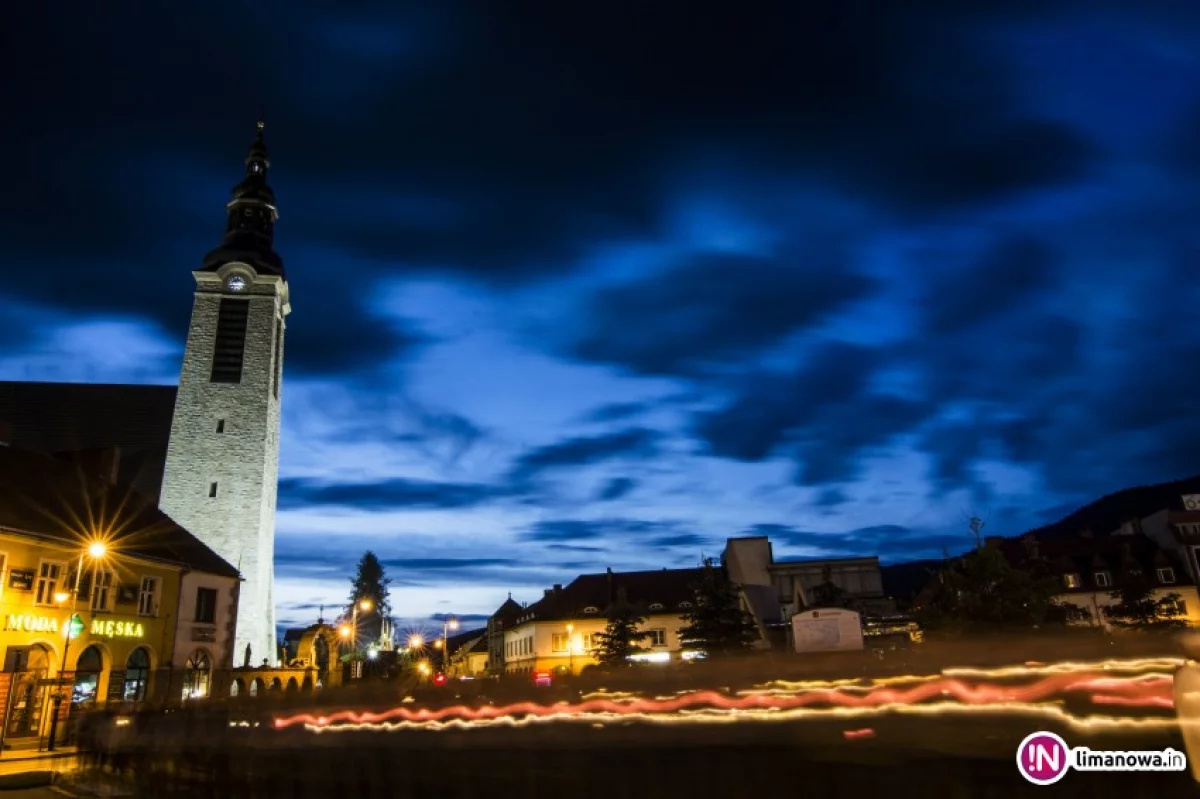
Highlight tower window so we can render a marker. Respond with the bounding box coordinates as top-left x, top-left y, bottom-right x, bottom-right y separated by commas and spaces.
210, 298, 250, 383
209, 482, 218, 498
216, 419, 225, 434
